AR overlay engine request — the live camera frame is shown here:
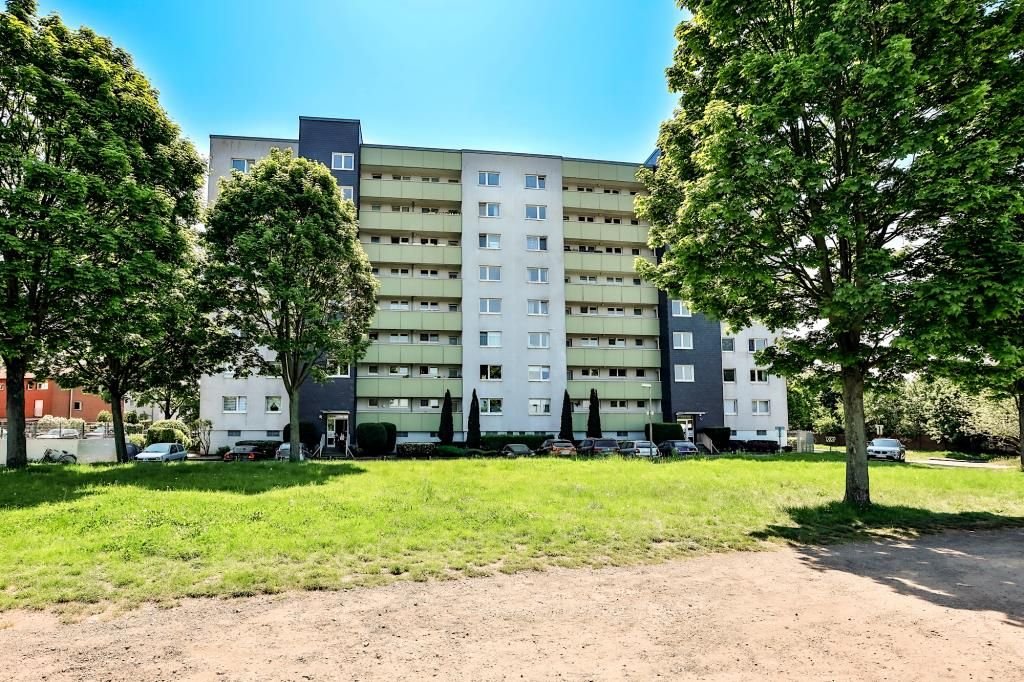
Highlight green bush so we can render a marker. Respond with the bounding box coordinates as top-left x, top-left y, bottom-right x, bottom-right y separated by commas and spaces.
215, 445, 231, 458
96, 410, 112, 423
646, 422, 684, 442
151, 419, 189, 434
396, 442, 436, 458
126, 434, 146, 449
699, 427, 732, 451
146, 426, 192, 448
380, 422, 397, 453
480, 433, 553, 451
435, 444, 466, 458
355, 423, 388, 455
283, 421, 320, 449
35, 415, 85, 434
